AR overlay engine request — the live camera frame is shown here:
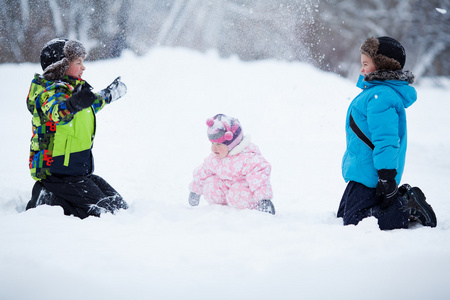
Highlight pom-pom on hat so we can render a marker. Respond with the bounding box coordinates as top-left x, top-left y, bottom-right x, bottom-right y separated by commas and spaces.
360, 36, 406, 71
40, 38, 87, 80
207, 114, 243, 151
